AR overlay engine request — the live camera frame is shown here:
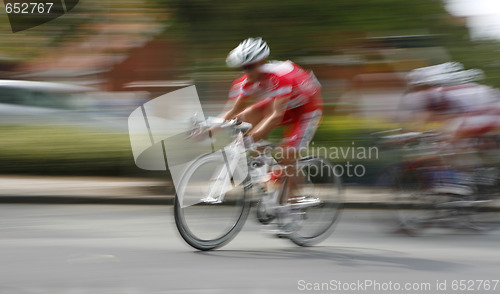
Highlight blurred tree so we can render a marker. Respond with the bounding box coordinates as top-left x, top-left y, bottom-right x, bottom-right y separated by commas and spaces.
150, 0, 500, 88
448, 39, 500, 88
154, 0, 461, 59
